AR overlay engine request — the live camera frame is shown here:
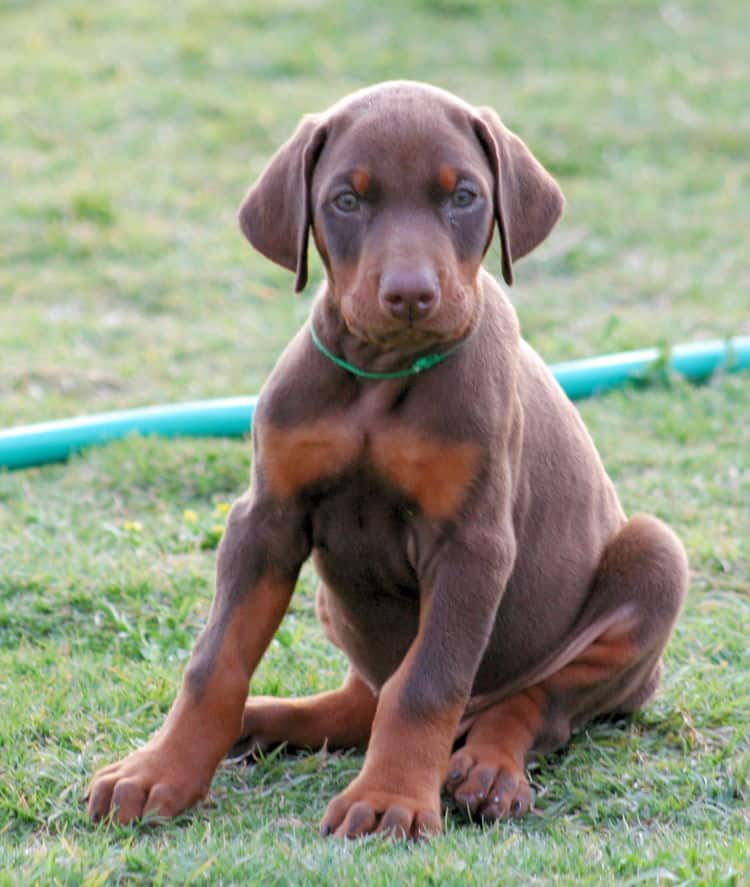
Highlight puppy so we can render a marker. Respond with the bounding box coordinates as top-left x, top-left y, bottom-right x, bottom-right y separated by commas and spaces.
87, 82, 687, 839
